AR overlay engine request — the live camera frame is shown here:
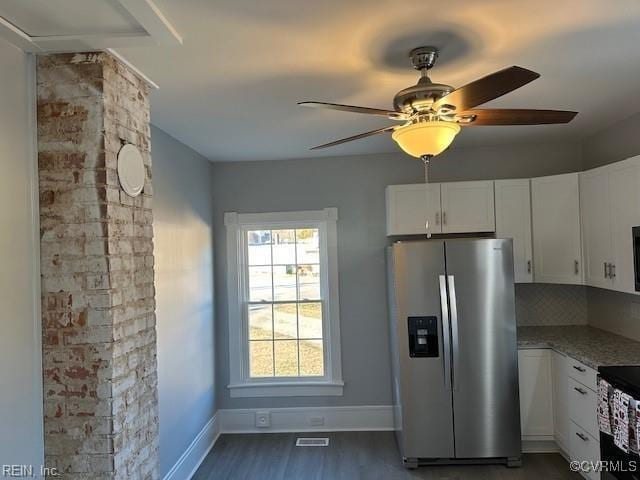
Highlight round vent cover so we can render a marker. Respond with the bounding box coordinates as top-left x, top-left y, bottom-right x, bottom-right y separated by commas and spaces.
117, 144, 145, 197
